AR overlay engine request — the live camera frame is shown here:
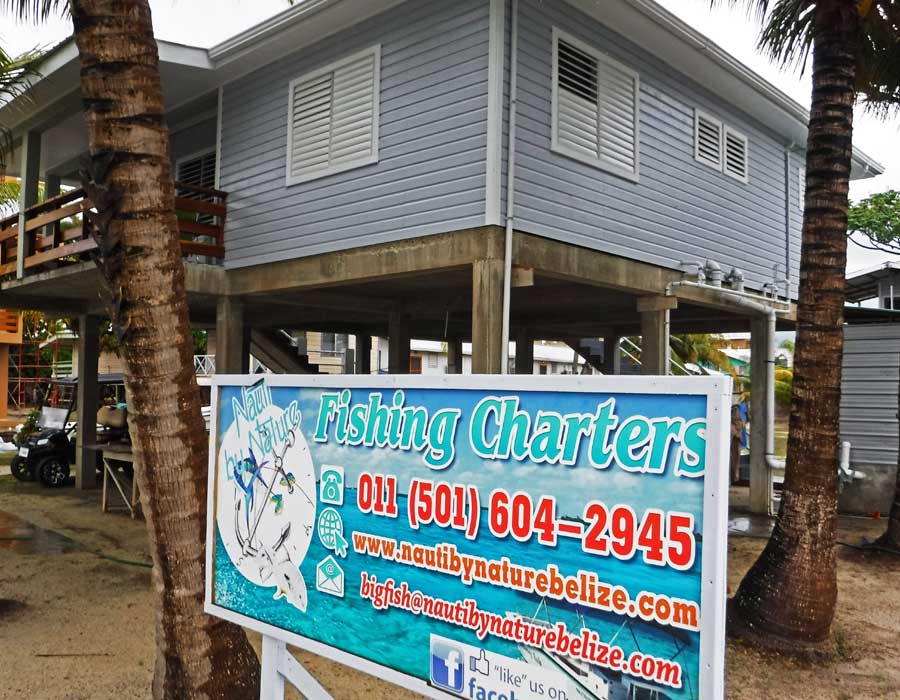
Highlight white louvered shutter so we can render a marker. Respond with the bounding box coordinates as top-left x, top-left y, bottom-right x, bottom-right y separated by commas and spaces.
798, 166, 806, 209
694, 111, 722, 168
288, 46, 380, 184
723, 127, 749, 182
598, 64, 637, 173
177, 151, 216, 190
553, 32, 638, 179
